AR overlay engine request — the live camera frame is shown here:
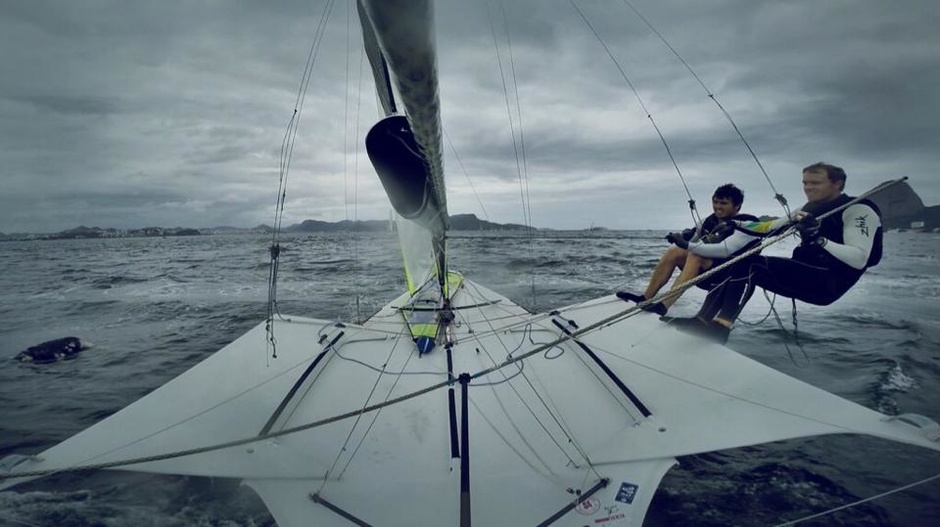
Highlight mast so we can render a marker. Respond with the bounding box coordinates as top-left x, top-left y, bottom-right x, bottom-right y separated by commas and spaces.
358, 0, 449, 293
